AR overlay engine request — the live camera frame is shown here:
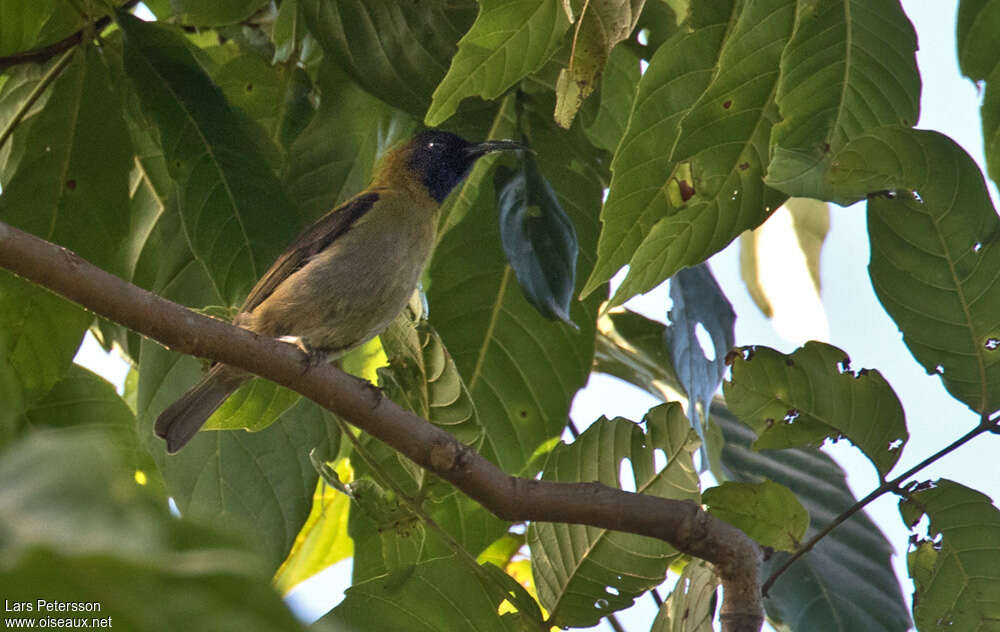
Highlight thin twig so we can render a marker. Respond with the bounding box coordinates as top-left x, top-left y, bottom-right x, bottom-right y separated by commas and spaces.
762, 417, 996, 595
